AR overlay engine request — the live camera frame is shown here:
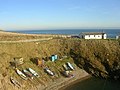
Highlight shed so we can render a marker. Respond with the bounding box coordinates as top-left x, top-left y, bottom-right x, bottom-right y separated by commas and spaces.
36, 57, 45, 67
13, 57, 24, 67
54, 55, 58, 60
51, 55, 58, 62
